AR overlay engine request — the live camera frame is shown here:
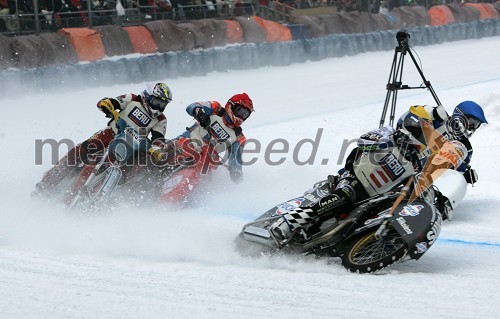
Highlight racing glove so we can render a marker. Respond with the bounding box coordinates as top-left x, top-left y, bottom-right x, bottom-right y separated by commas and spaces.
149, 145, 167, 162
149, 139, 169, 165
194, 108, 210, 128
98, 98, 118, 120
464, 167, 478, 184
